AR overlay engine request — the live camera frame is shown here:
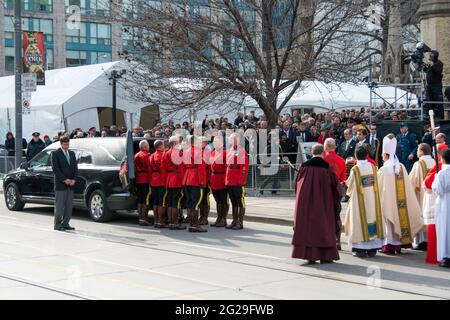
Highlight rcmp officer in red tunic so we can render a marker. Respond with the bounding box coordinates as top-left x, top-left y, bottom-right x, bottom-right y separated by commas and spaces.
163, 136, 187, 230
226, 133, 249, 230
149, 140, 167, 228
134, 140, 152, 226
183, 136, 208, 232
210, 135, 230, 227
199, 137, 212, 226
